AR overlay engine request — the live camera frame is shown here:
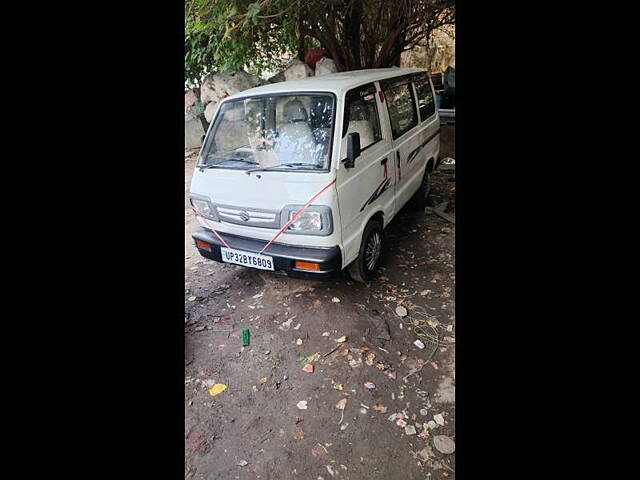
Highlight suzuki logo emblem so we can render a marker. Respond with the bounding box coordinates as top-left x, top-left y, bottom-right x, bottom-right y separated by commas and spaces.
240, 211, 250, 222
